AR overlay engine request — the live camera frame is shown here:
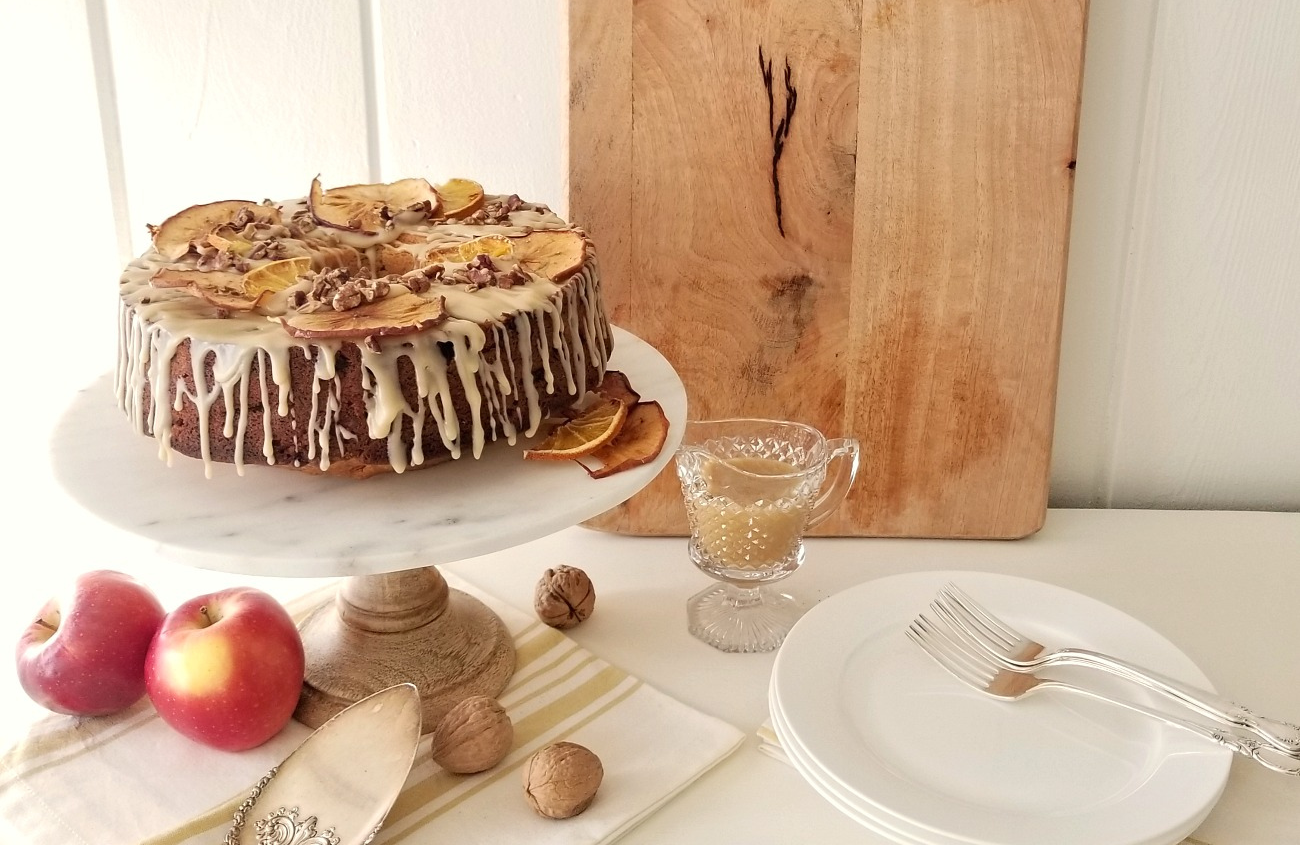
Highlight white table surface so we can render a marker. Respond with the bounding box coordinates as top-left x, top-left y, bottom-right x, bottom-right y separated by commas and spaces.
2, 498, 1297, 843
